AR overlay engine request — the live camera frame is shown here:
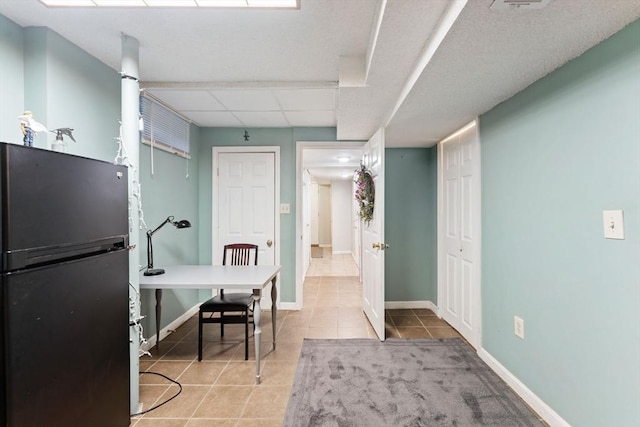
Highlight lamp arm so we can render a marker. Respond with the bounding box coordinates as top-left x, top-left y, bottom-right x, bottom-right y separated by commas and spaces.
148, 216, 175, 236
